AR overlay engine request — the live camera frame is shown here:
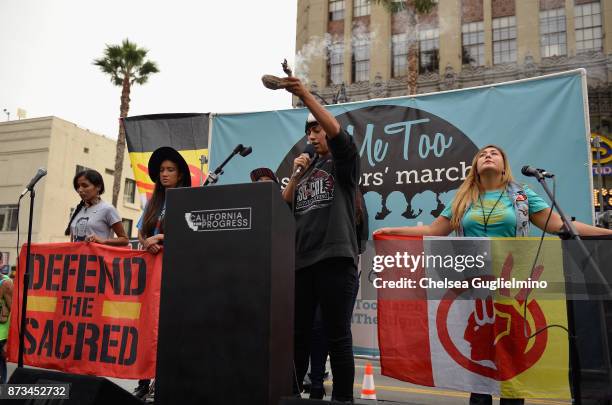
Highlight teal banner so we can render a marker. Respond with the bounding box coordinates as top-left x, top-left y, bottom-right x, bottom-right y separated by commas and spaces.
209, 70, 593, 237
